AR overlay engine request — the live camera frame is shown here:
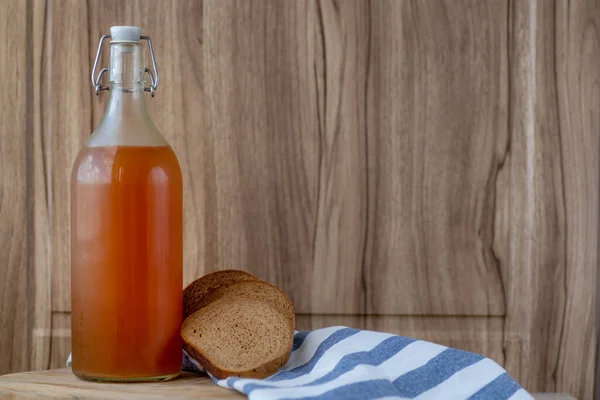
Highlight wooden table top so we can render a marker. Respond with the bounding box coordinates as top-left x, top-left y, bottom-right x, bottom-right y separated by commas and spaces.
0, 368, 577, 399
0, 368, 244, 399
